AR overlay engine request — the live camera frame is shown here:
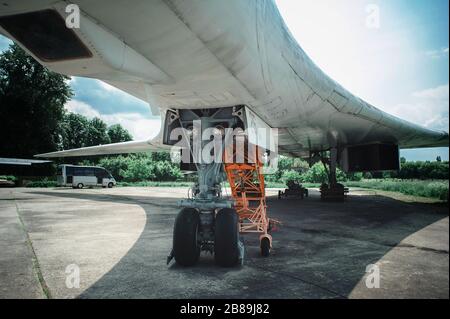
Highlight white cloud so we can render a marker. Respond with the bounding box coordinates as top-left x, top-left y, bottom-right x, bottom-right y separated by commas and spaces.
412, 84, 449, 99
65, 100, 161, 141
390, 84, 449, 132
425, 47, 449, 59
102, 113, 161, 141
65, 100, 100, 118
